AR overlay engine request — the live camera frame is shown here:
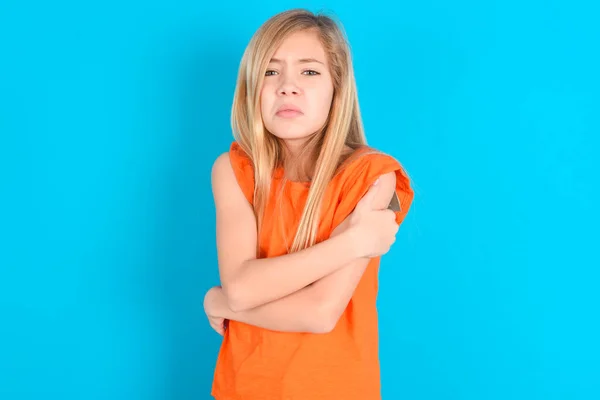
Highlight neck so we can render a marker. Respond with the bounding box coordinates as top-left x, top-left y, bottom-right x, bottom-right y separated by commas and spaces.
281, 138, 315, 182
282, 137, 308, 158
